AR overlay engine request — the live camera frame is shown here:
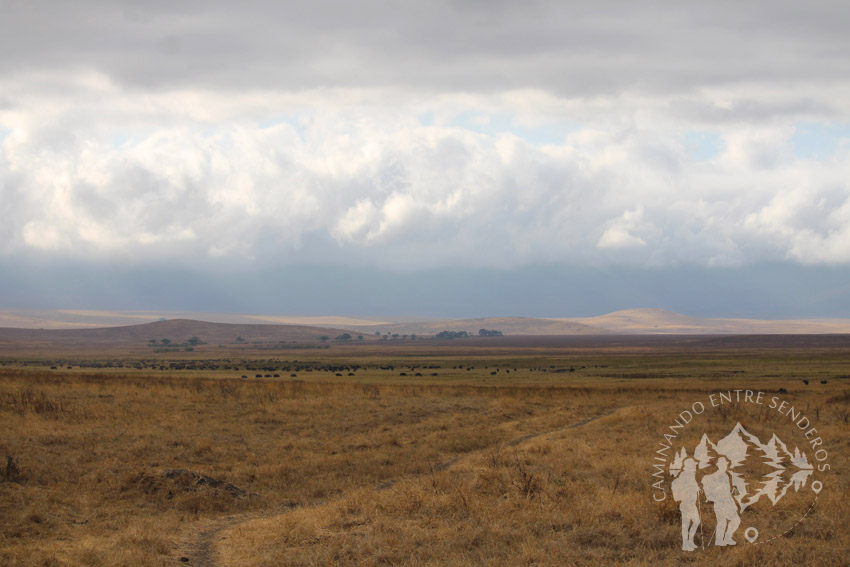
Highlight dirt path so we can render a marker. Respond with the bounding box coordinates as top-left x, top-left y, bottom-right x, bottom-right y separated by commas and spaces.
178, 406, 624, 566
